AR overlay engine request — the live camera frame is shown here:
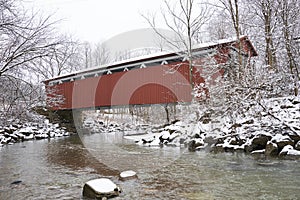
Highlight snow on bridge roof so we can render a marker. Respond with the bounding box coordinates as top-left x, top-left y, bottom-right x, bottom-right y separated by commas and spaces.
44, 35, 257, 84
